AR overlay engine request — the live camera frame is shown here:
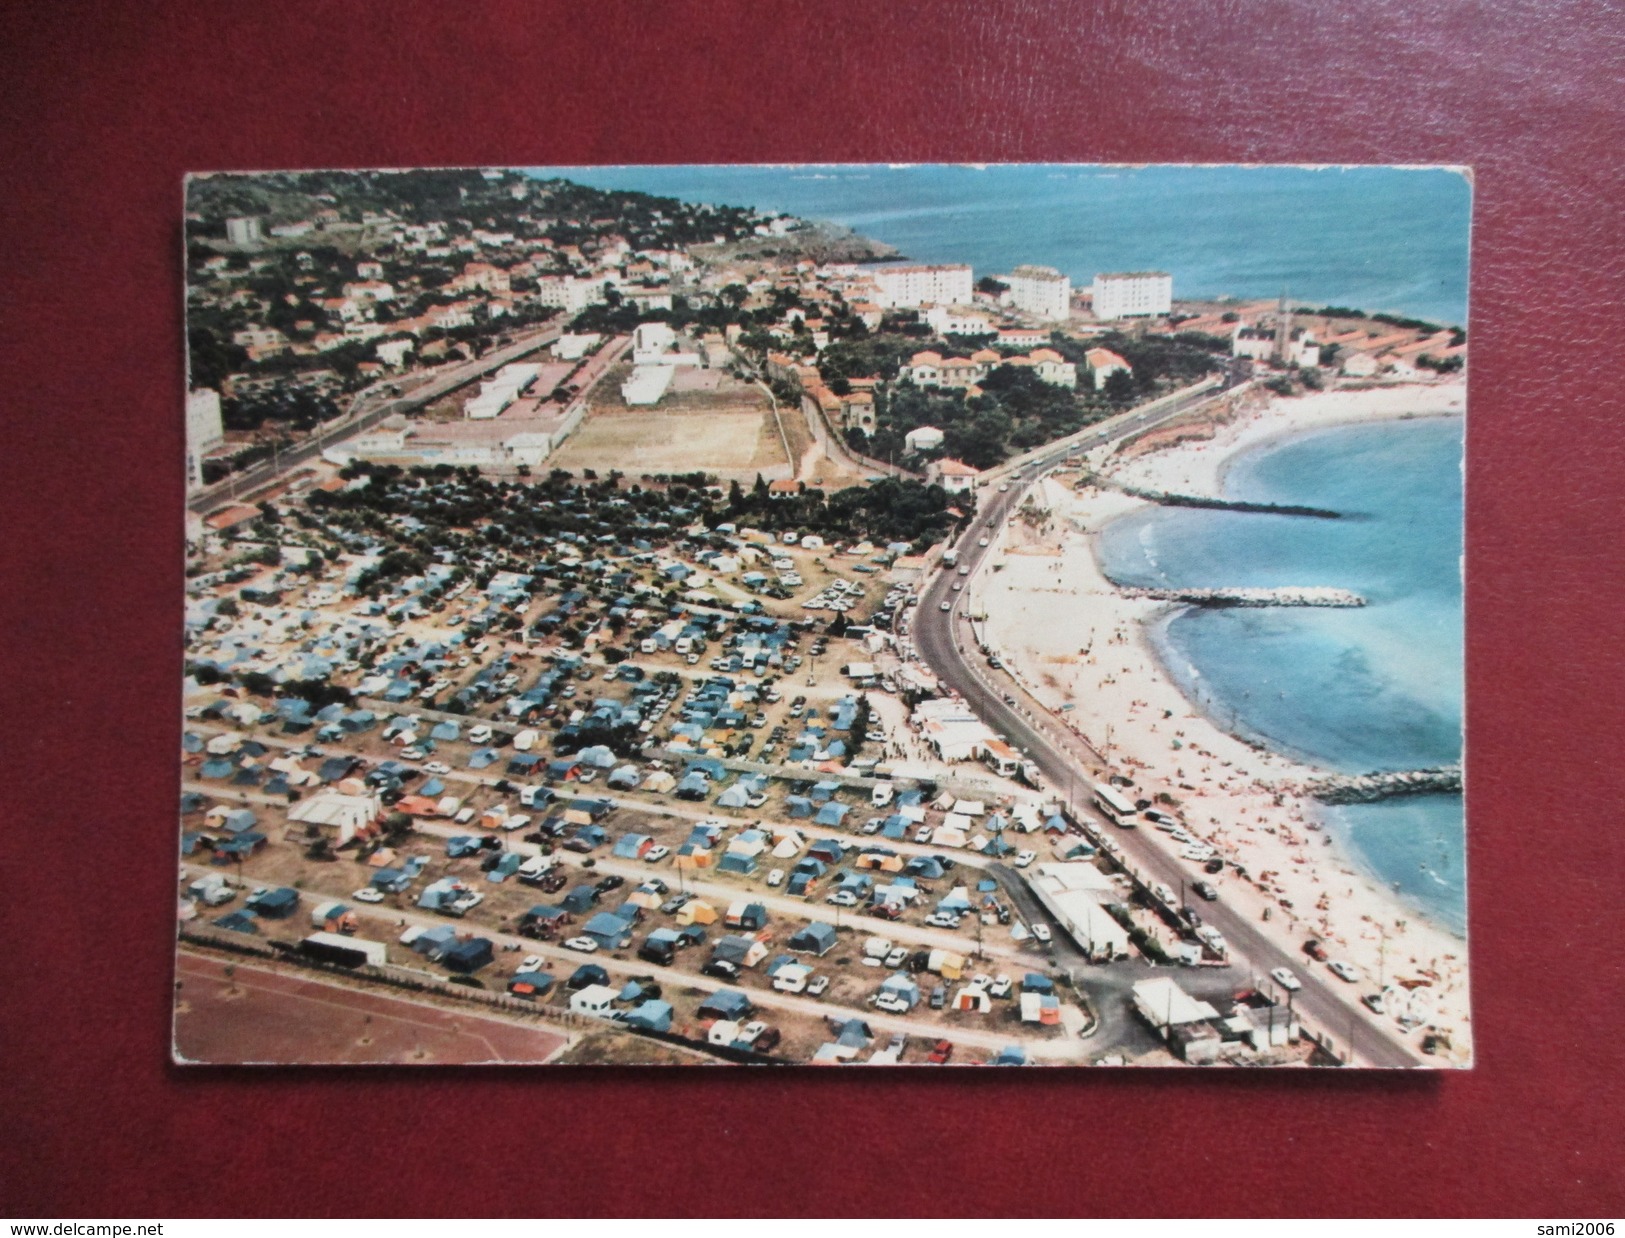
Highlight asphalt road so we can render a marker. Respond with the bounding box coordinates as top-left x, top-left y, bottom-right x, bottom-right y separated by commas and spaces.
189, 323, 565, 515
910, 382, 1424, 1069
